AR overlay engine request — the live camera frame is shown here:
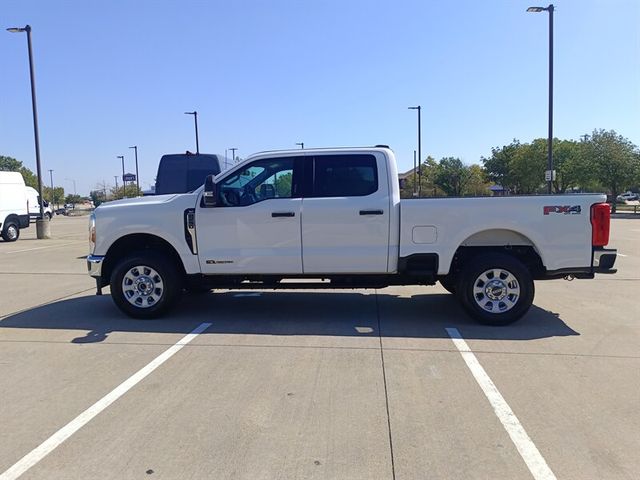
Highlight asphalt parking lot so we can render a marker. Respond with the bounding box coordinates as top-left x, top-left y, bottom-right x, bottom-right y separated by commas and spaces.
1, 215, 638, 480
